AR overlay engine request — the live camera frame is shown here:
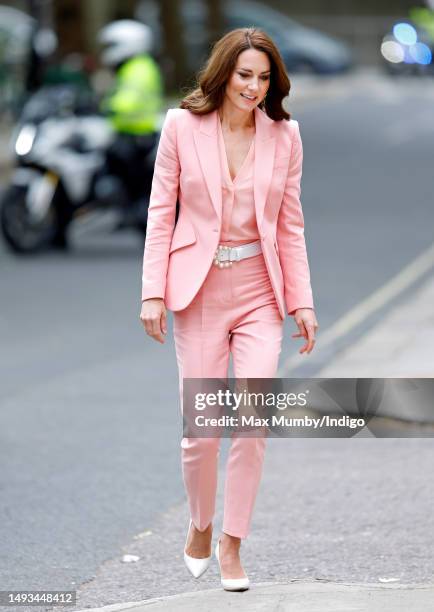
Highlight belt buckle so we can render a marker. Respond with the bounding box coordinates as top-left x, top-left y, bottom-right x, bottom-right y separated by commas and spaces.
213, 245, 233, 268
